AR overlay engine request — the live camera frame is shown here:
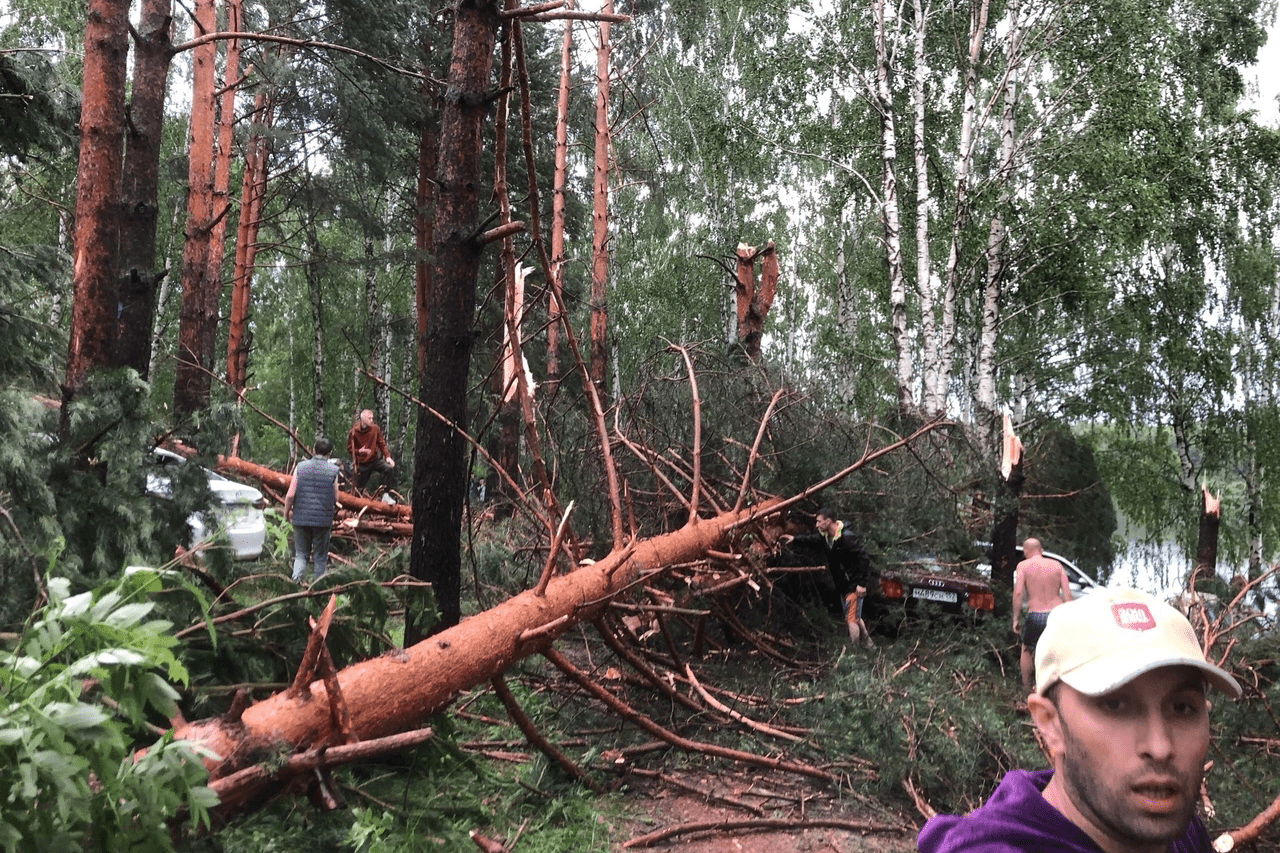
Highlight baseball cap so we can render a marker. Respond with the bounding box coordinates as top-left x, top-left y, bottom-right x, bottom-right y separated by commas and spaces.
1034, 587, 1241, 699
